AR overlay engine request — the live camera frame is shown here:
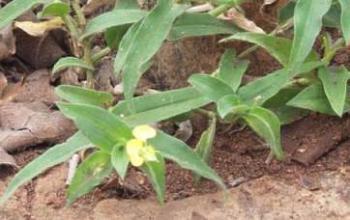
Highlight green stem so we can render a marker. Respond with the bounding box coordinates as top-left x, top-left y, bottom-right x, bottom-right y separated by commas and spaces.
83, 40, 94, 88
91, 47, 112, 64
63, 15, 79, 38
72, 0, 86, 27
208, 3, 235, 17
